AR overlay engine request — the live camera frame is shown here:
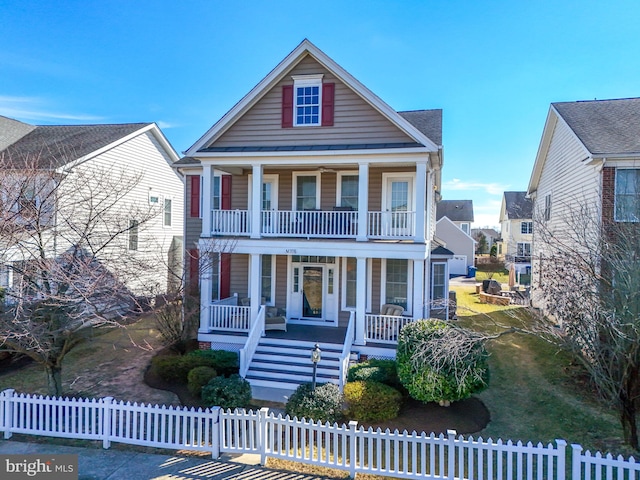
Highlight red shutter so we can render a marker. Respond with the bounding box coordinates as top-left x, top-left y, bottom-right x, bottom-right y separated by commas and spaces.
188, 249, 199, 293
220, 253, 231, 299
189, 175, 200, 218
221, 175, 231, 210
282, 85, 293, 128
321, 83, 335, 126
